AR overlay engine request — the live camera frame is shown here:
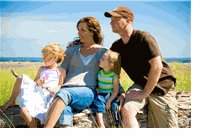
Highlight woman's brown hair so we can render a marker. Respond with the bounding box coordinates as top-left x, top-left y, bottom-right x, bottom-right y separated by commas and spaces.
77, 16, 103, 45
